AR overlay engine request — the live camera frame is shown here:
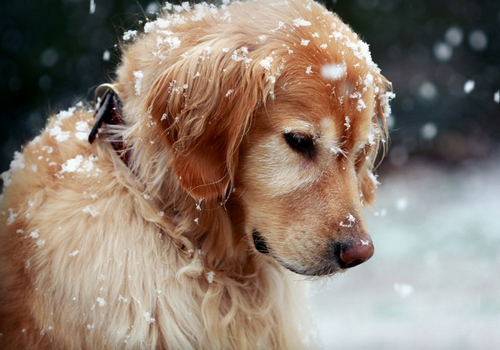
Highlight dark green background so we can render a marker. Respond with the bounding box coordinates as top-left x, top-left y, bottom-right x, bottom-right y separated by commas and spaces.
1, 0, 499, 173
